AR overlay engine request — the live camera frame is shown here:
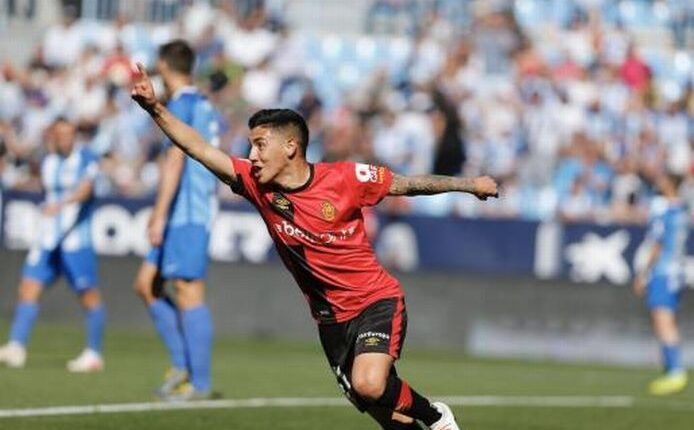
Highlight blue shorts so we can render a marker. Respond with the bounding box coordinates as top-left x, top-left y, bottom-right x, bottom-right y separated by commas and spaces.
646, 274, 682, 311
145, 224, 210, 280
22, 247, 98, 292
